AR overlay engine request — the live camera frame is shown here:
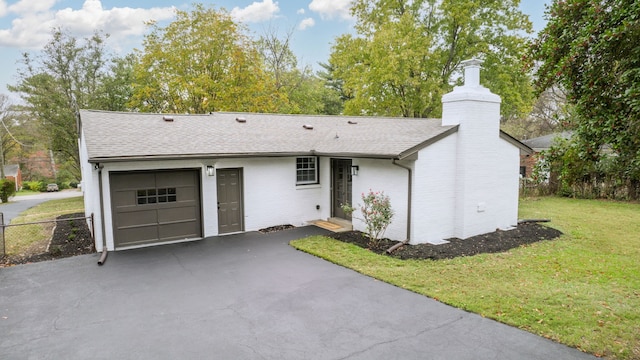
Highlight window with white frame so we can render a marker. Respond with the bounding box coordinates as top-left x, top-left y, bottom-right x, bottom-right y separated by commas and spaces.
296, 157, 318, 185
